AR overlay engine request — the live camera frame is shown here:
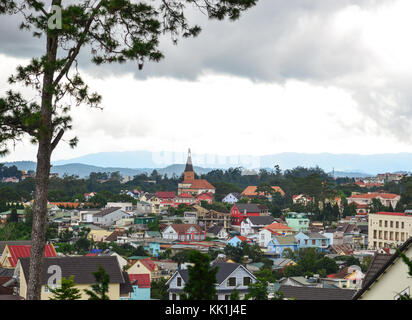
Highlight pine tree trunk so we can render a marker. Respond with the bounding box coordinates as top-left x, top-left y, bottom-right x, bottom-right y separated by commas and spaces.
26, 32, 58, 300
